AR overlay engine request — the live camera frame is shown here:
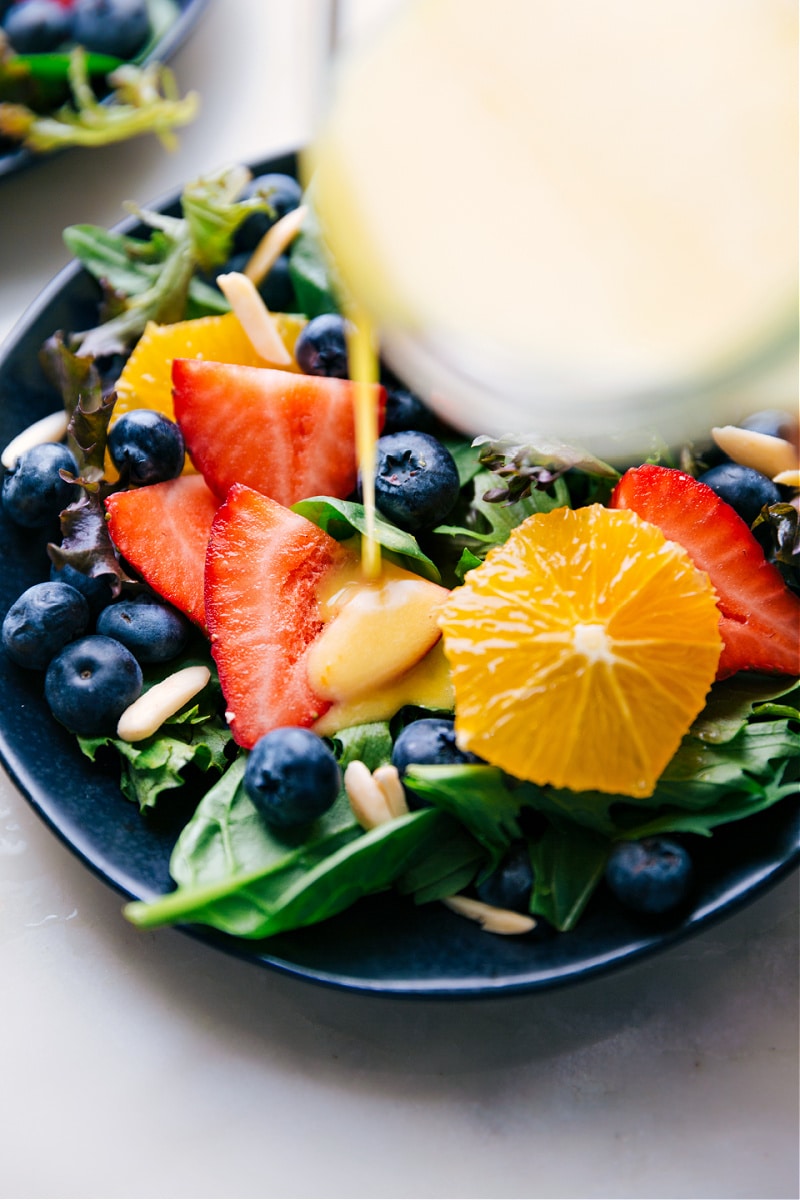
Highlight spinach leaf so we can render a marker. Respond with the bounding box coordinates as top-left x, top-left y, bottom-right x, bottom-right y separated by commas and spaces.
397, 821, 485, 904
291, 496, 442, 583
126, 768, 456, 939
403, 763, 525, 867
288, 199, 341, 317
689, 675, 799, 744
528, 824, 610, 931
